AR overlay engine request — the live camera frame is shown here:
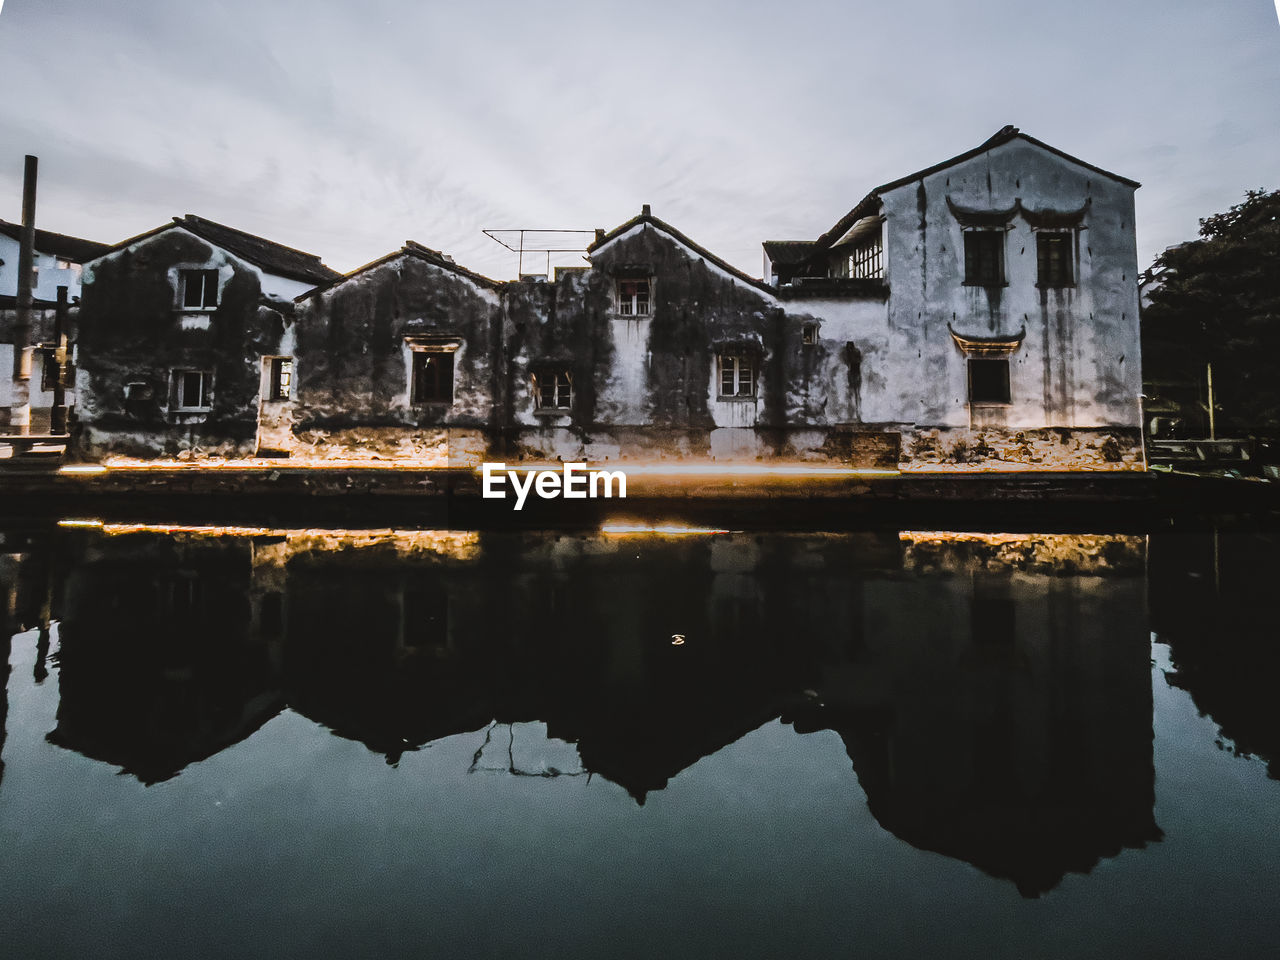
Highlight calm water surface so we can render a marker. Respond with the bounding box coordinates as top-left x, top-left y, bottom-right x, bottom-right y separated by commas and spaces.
1, 524, 1278, 958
